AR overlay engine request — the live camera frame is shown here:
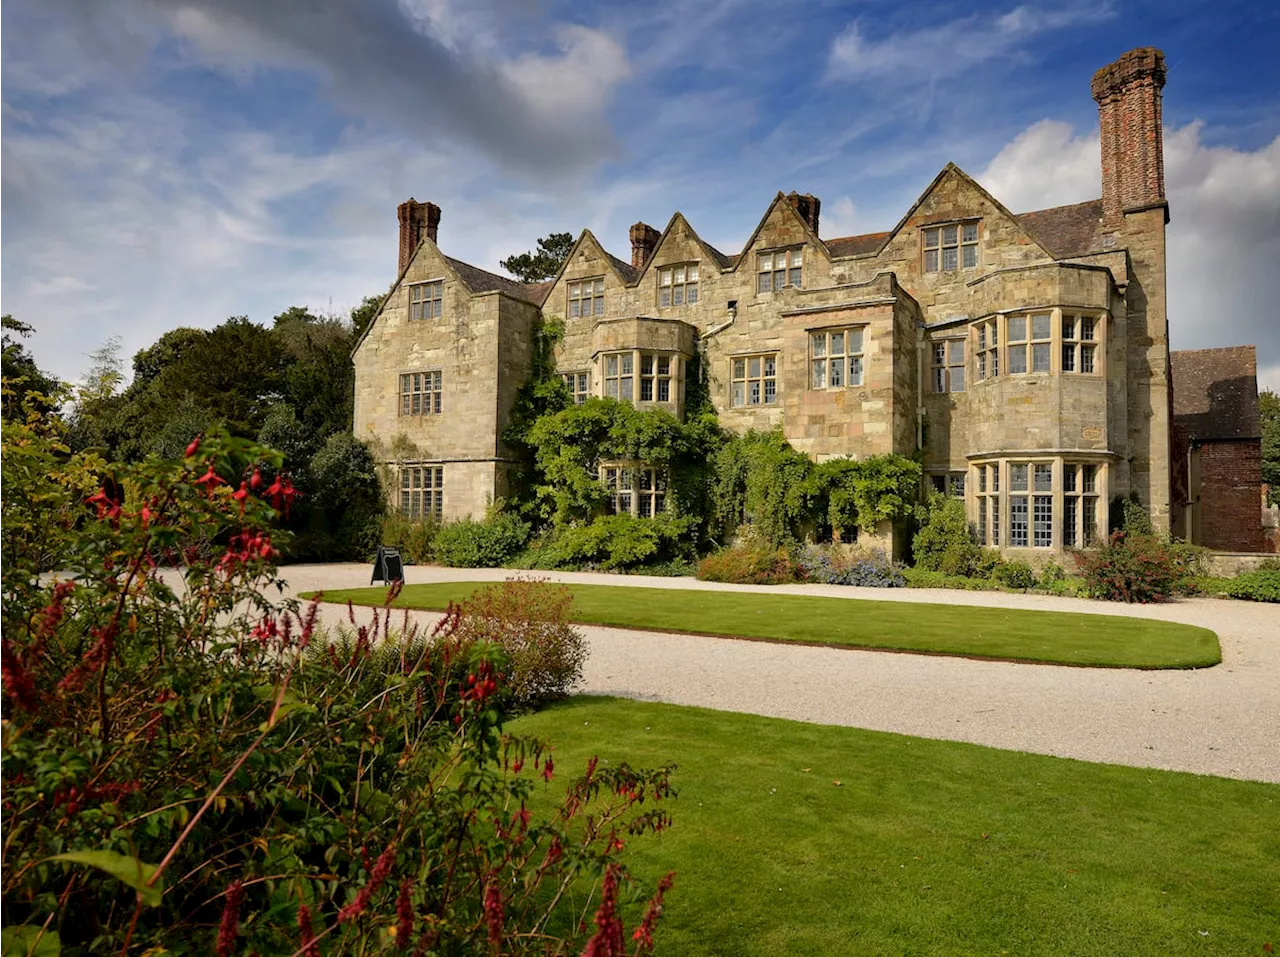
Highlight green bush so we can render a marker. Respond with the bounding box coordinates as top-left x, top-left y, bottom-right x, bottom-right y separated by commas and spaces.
537, 513, 696, 571
433, 506, 530, 567
1224, 568, 1280, 602
696, 543, 801, 585
1073, 531, 1187, 602
912, 495, 977, 571
900, 567, 1001, 591
994, 560, 1037, 590
379, 511, 438, 564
